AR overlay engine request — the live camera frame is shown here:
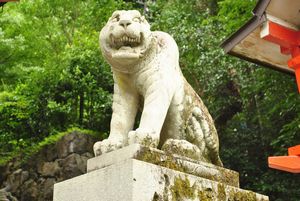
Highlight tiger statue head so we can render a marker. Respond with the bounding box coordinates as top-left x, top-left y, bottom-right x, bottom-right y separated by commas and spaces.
99, 10, 153, 72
